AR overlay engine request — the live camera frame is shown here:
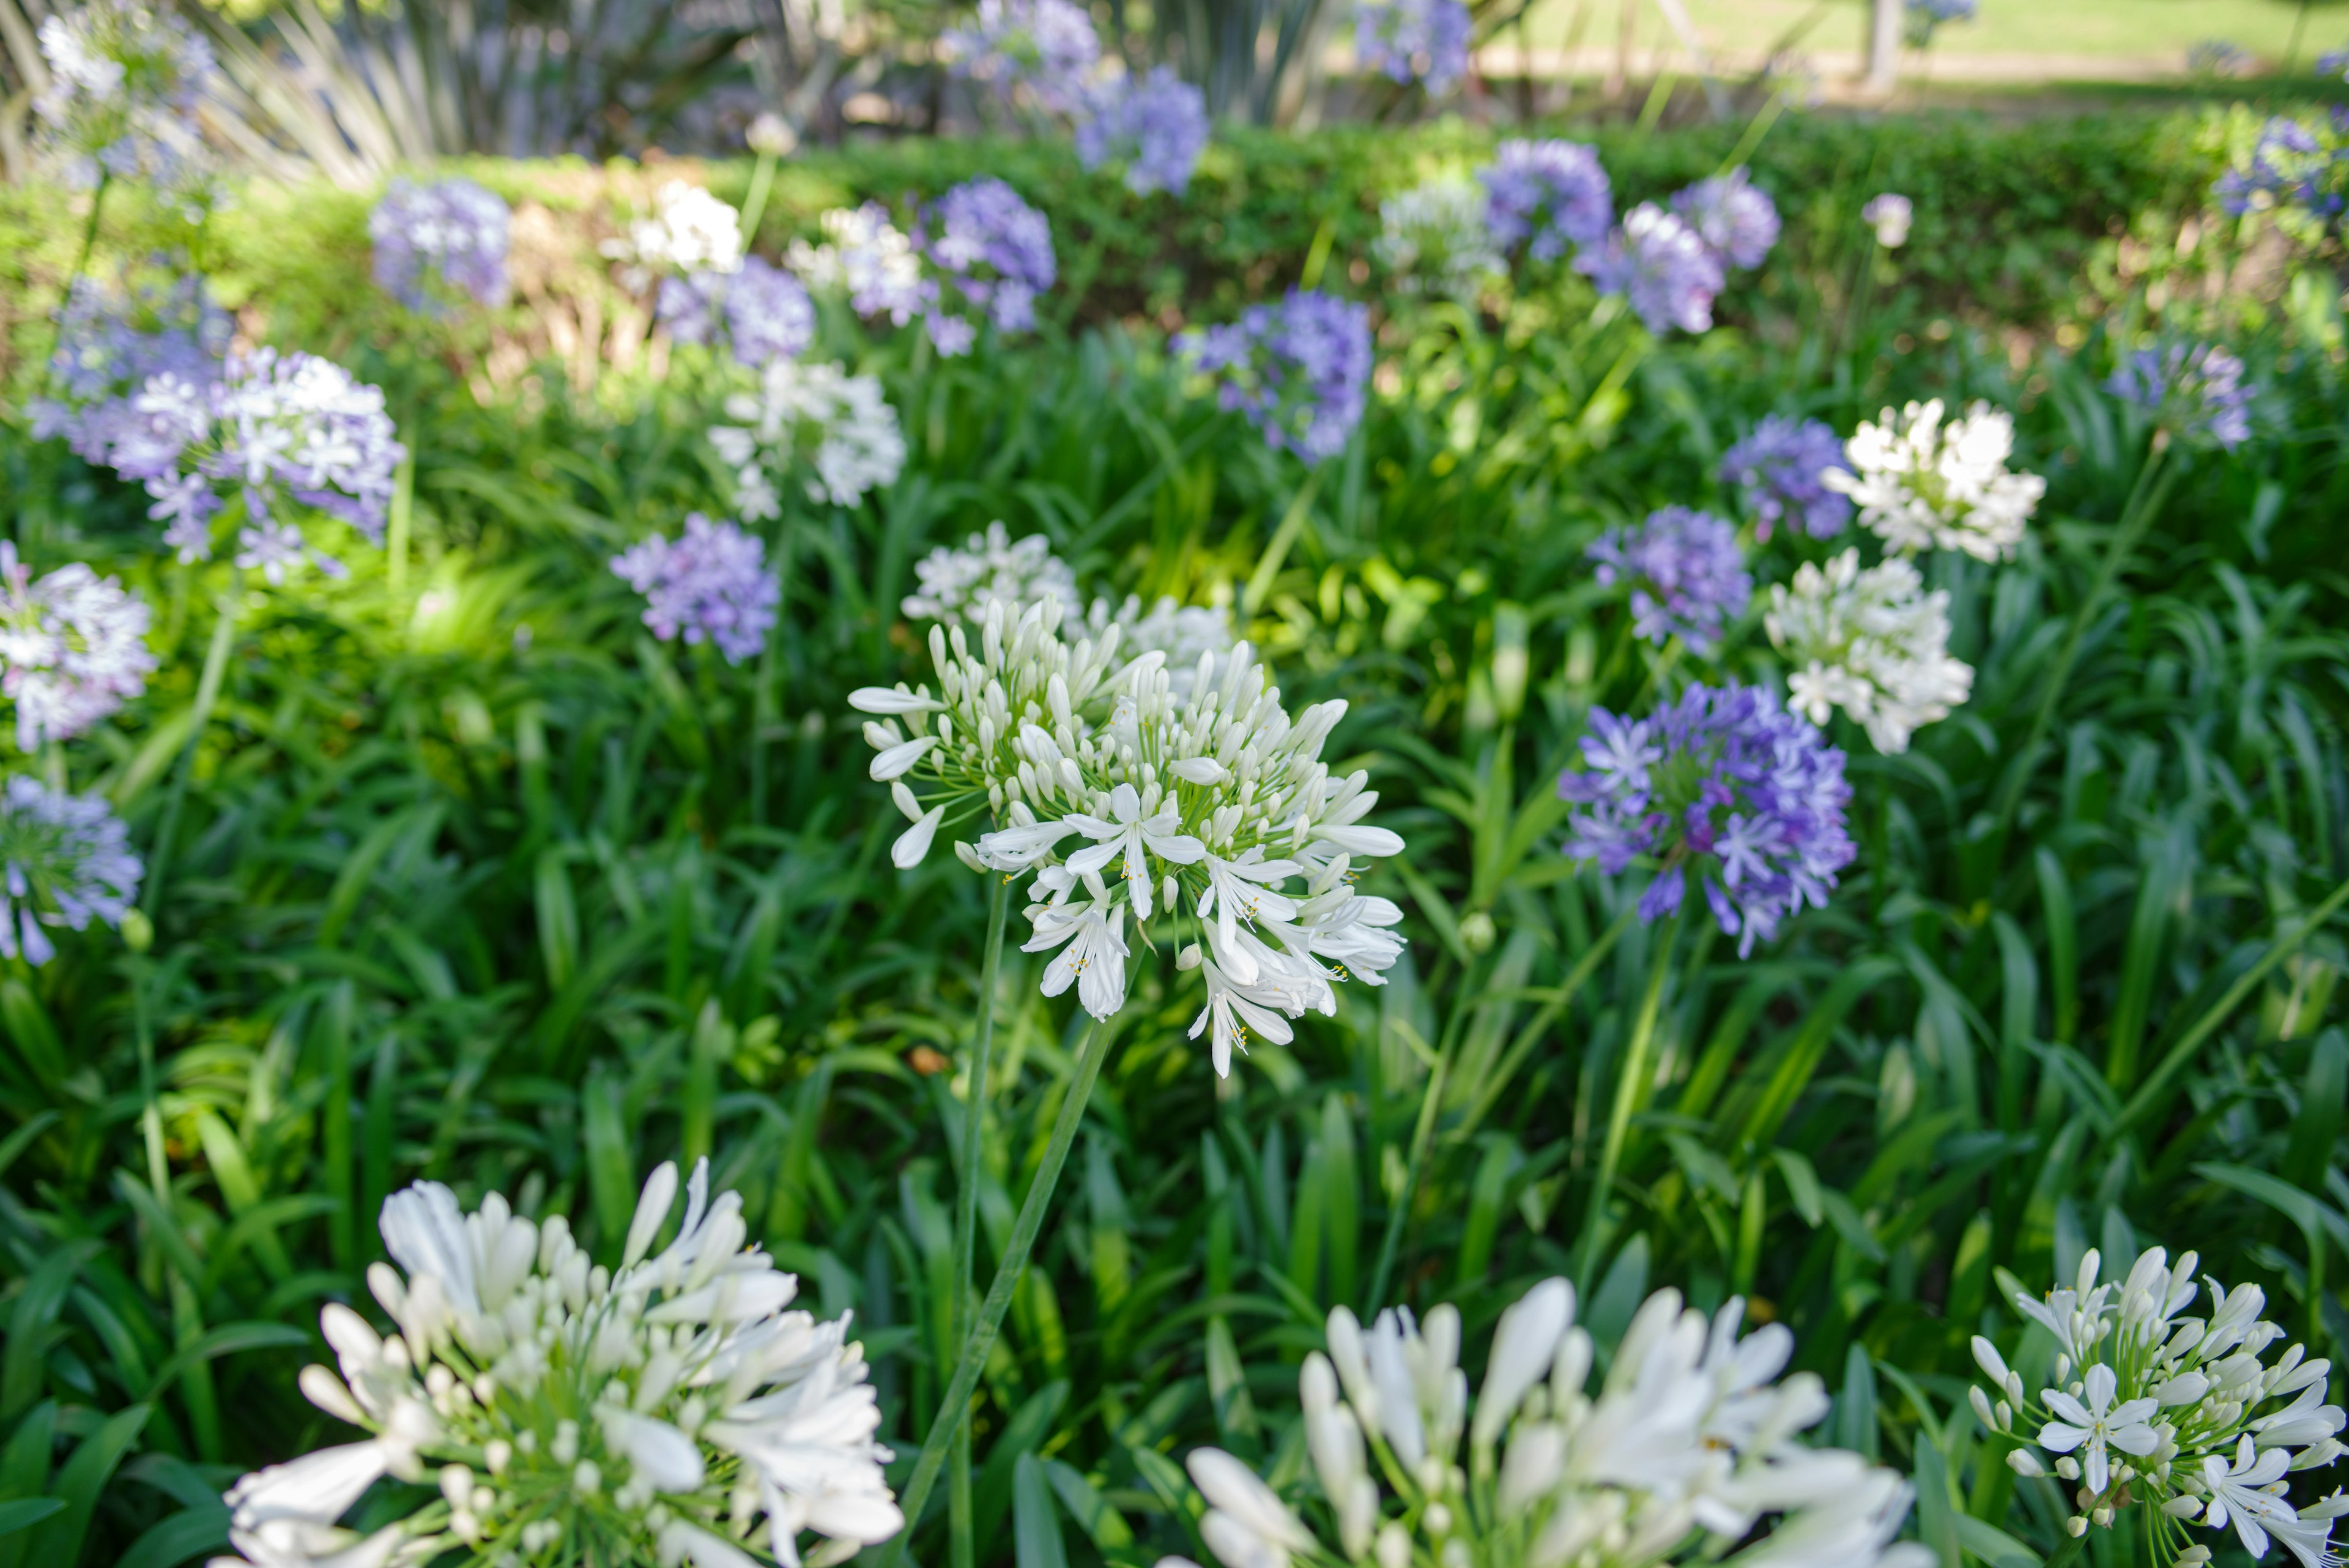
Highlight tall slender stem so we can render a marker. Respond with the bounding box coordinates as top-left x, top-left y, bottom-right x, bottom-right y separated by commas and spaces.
1241, 465, 1326, 619
31, 174, 111, 410
946, 876, 1009, 1568
1576, 913, 1677, 1286
142, 575, 240, 916
739, 151, 780, 249
878, 1014, 1111, 1568
1365, 1024, 1453, 1313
